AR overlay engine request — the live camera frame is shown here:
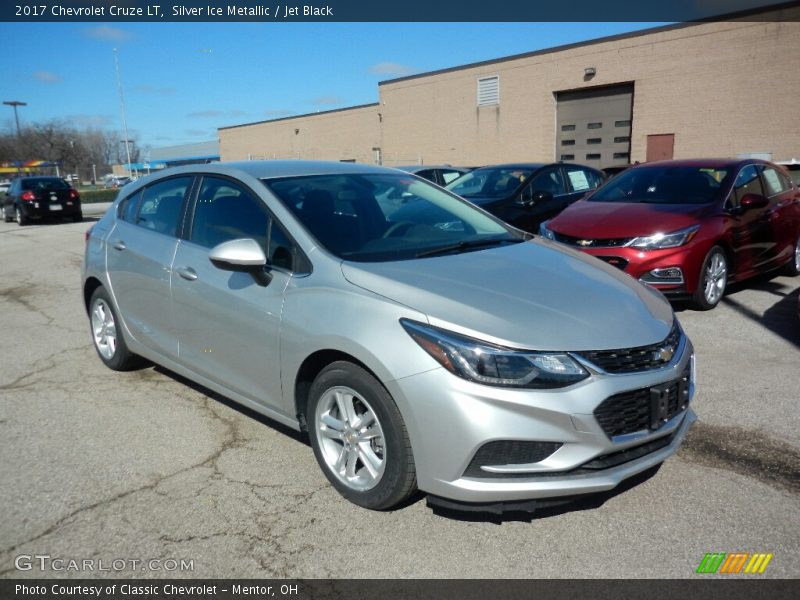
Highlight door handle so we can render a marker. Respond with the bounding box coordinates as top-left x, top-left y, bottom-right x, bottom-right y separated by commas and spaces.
112, 240, 126, 251
176, 266, 198, 281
